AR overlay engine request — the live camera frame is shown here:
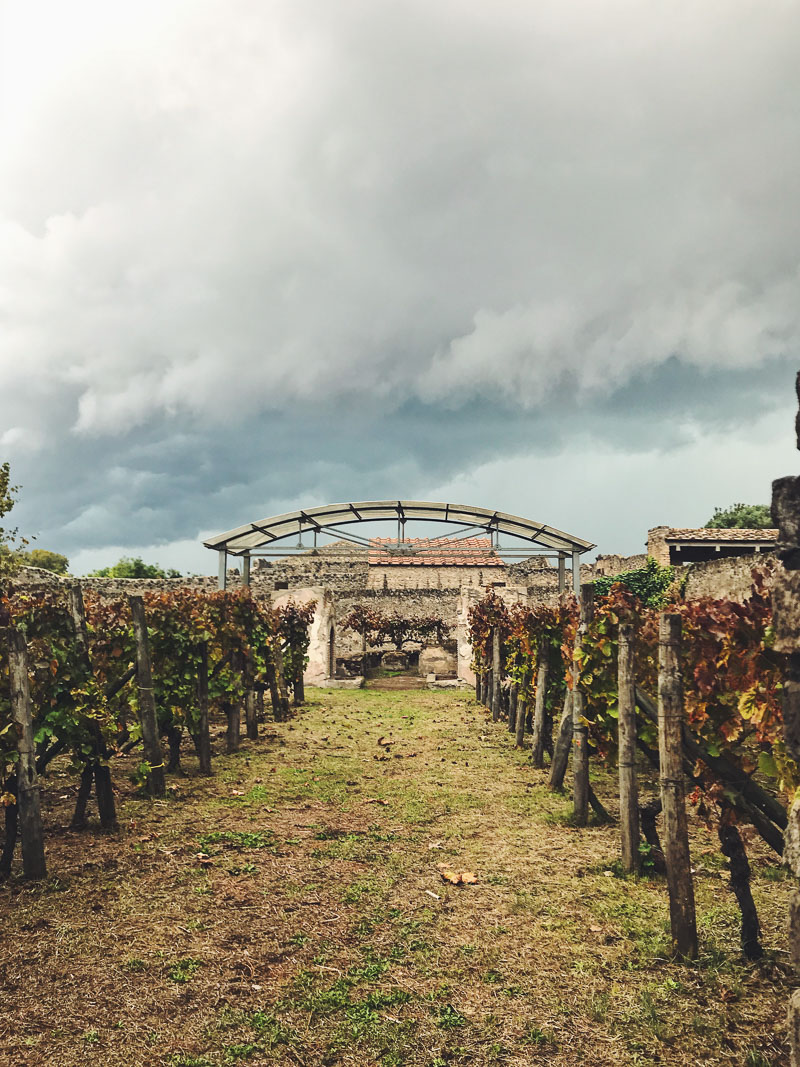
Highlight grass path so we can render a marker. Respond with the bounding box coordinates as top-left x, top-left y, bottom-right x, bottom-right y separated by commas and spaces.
0, 688, 794, 1066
